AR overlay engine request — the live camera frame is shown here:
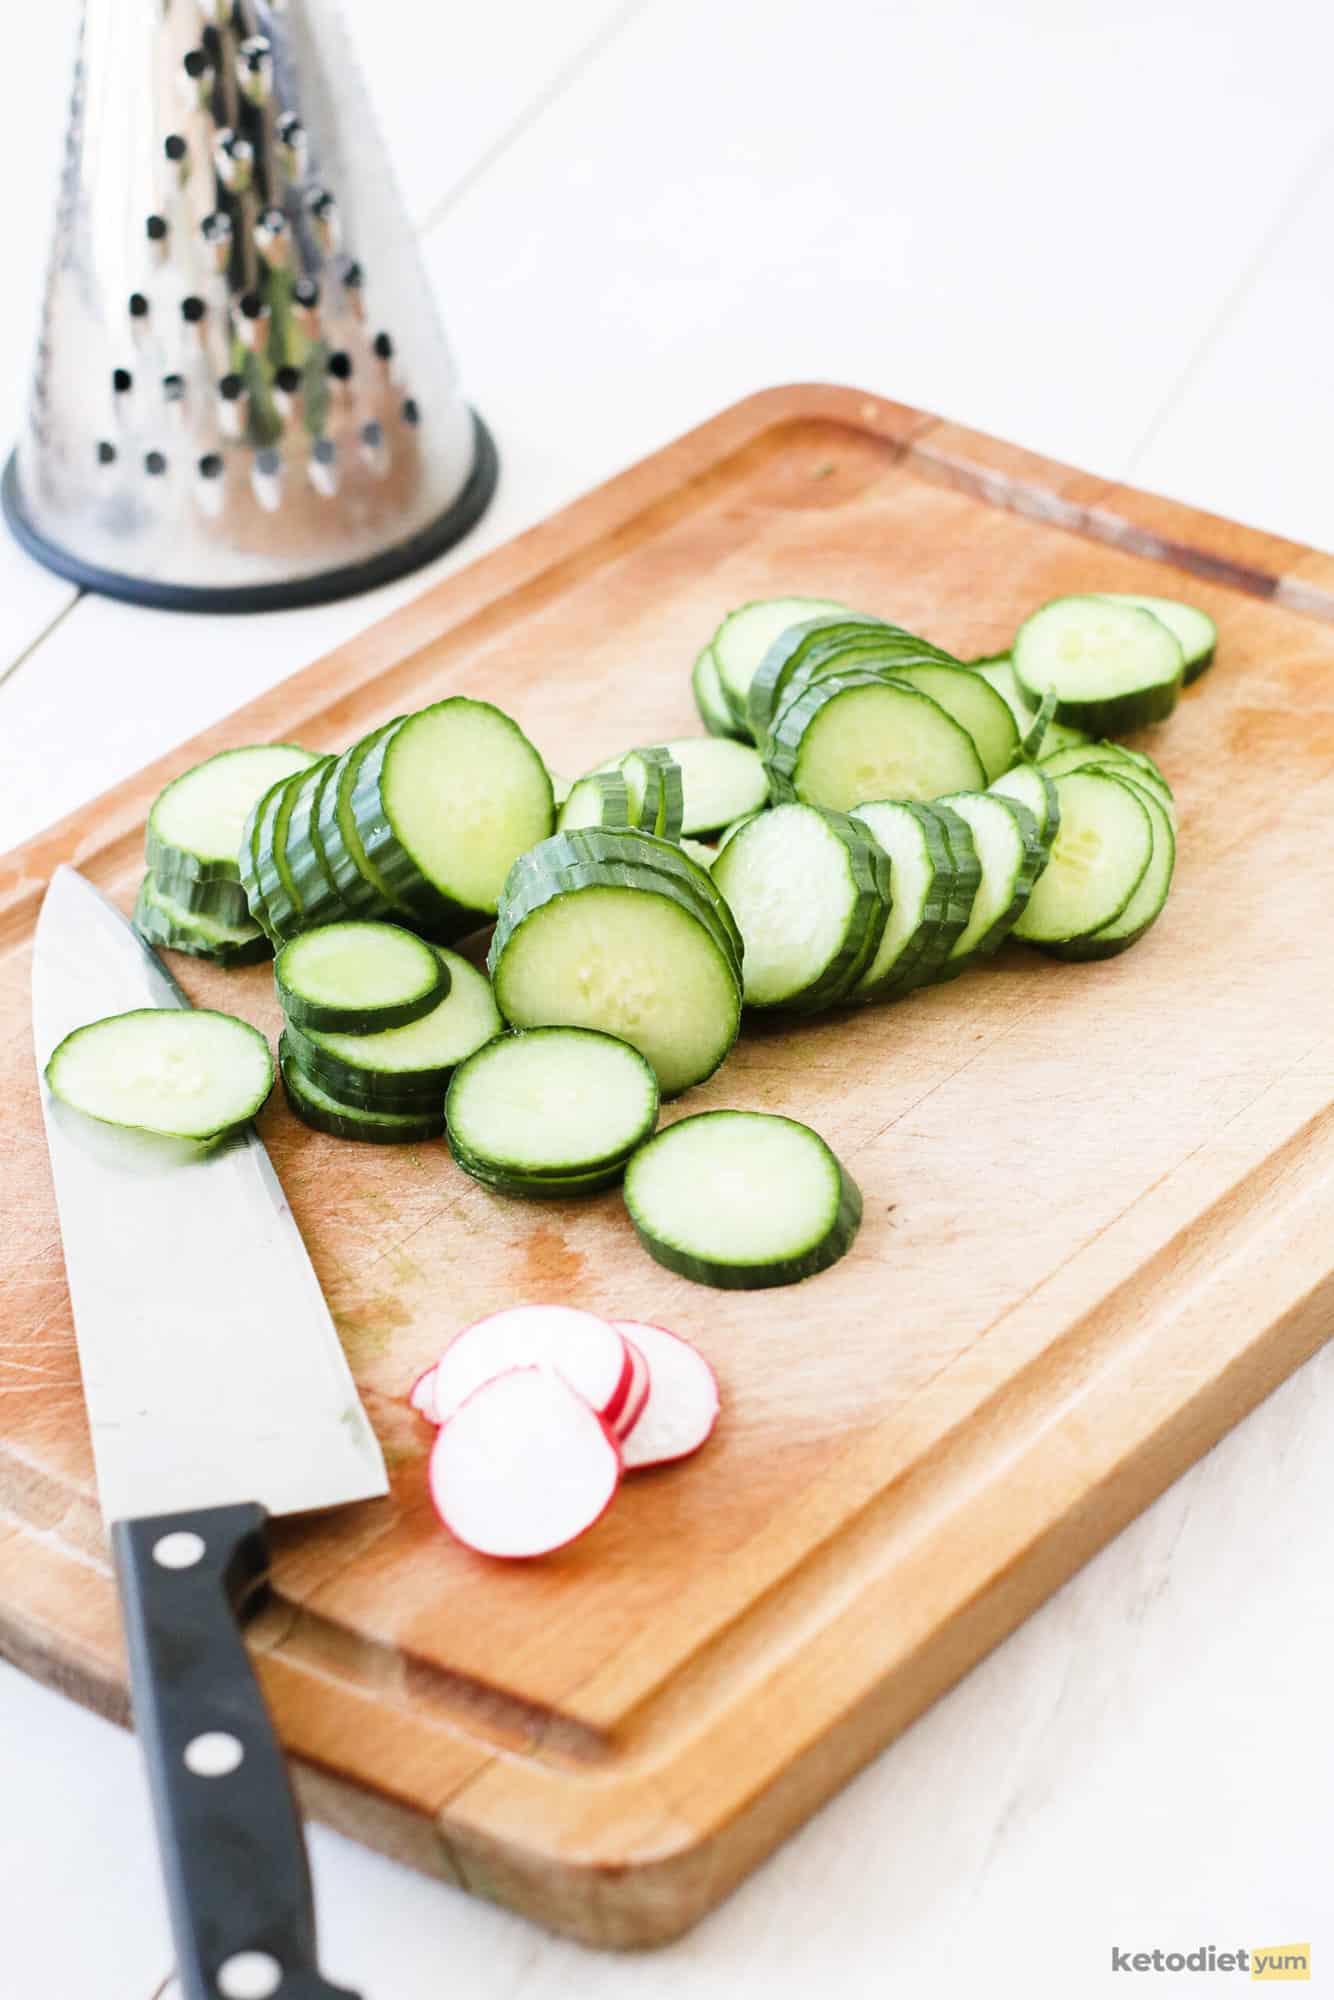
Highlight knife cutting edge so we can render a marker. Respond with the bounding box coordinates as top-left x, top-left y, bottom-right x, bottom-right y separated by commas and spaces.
32, 864, 386, 2000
